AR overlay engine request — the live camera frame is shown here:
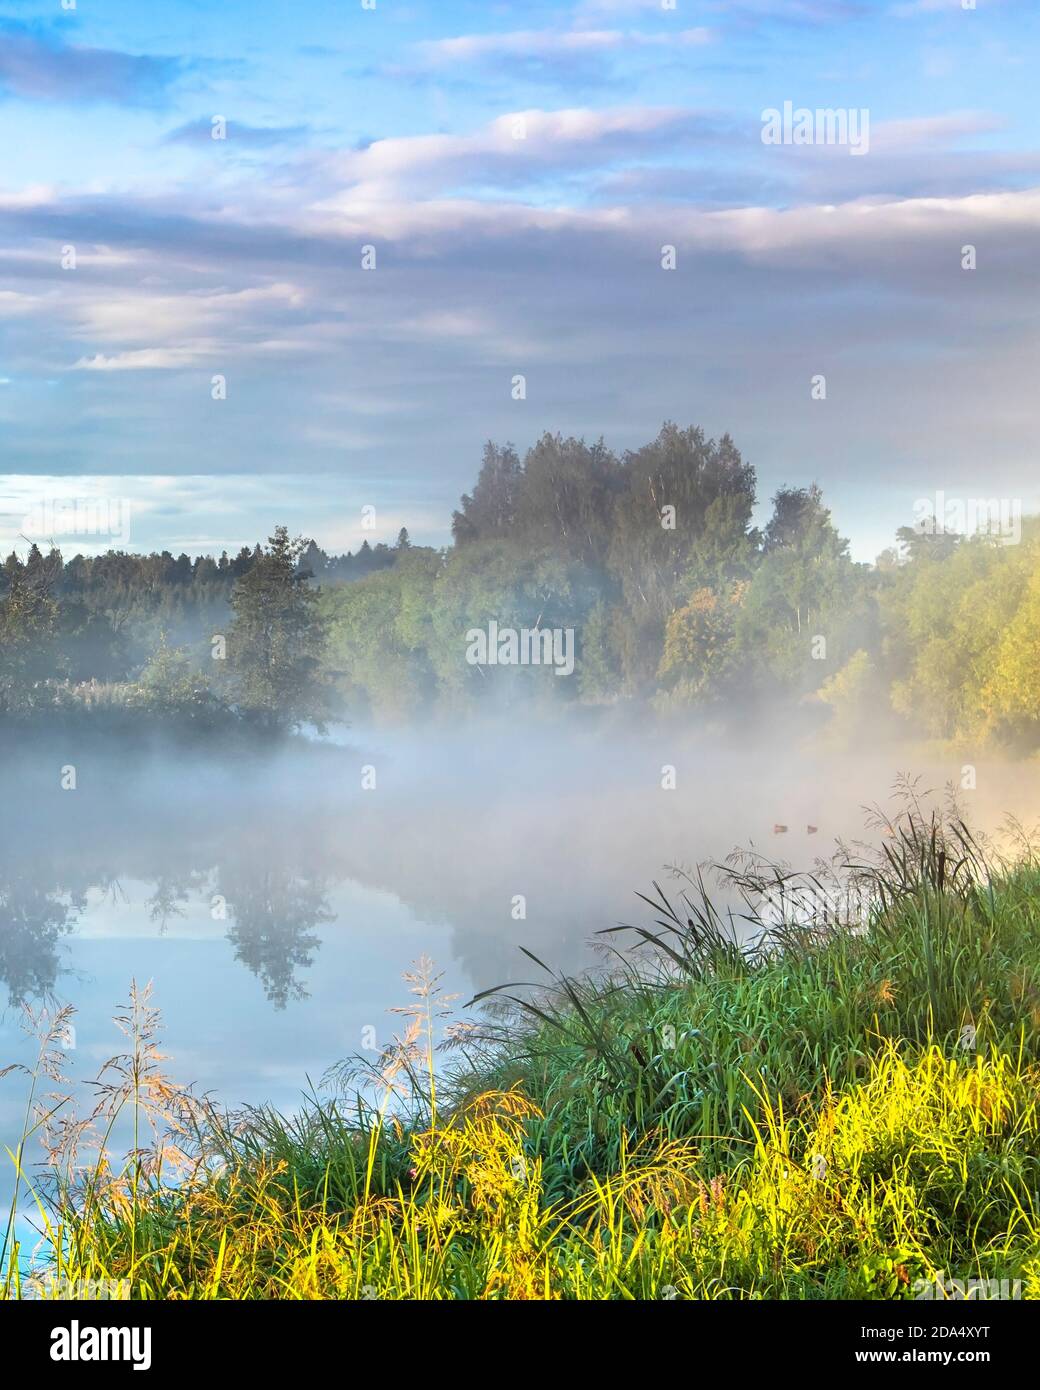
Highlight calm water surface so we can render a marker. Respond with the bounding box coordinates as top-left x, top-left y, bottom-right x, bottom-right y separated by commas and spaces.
2, 722, 1034, 1167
